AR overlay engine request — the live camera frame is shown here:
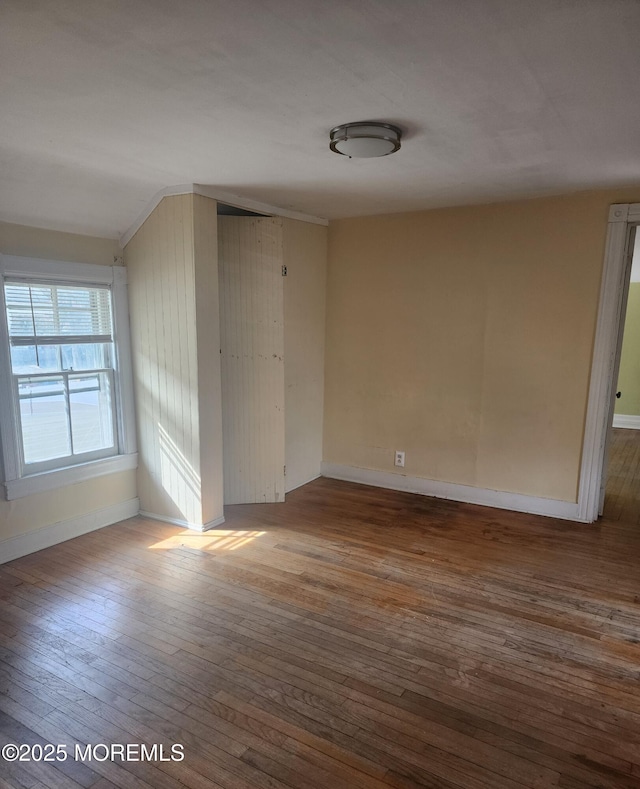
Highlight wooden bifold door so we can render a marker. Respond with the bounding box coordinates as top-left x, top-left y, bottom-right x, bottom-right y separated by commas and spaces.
218, 216, 285, 504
